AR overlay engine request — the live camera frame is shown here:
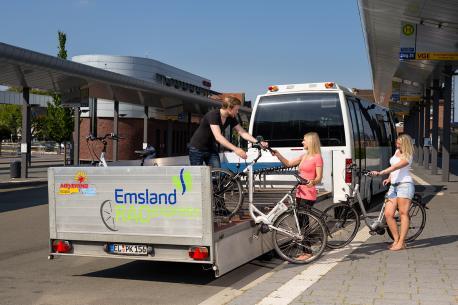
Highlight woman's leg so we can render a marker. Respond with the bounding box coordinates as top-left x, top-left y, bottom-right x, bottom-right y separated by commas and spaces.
384, 198, 399, 248
390, 197, 410, 251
